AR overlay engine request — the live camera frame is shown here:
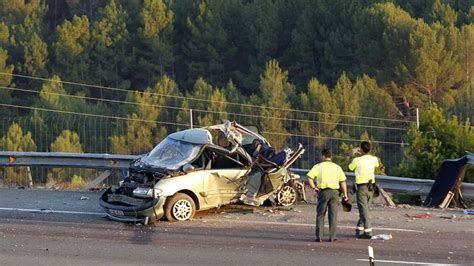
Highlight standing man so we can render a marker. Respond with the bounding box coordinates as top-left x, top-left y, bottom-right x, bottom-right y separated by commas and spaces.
348, 141, 380, 239
307, 149, 348, 242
